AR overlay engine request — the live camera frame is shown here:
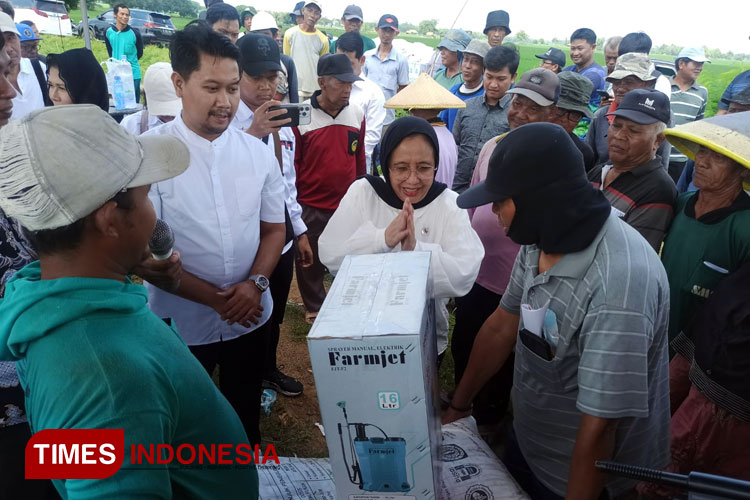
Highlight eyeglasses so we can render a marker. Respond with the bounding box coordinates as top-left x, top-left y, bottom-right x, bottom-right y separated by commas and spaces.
555, 107, 584, 122
389, 165, 436, 180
